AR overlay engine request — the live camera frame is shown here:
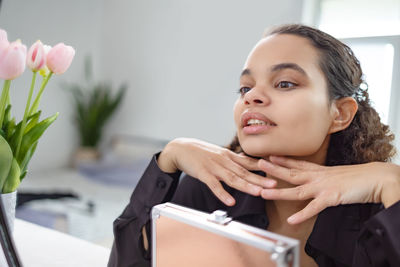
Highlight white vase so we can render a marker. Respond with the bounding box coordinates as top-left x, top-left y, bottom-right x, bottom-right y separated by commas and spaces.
0, 190, 17, 232
0, 191, 17, 266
